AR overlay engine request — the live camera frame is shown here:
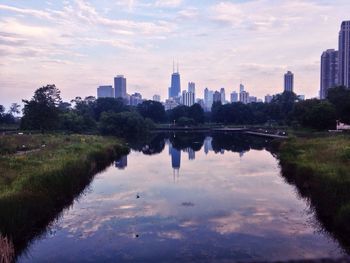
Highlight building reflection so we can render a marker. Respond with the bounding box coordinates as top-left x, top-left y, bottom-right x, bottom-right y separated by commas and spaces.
204, 137, 213, 155
184, 147, 195, 160
115, 155, 128, 170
